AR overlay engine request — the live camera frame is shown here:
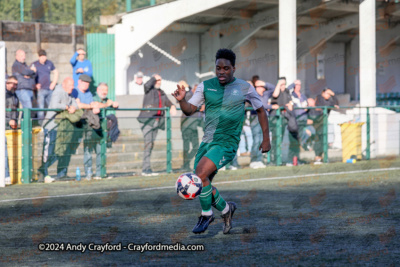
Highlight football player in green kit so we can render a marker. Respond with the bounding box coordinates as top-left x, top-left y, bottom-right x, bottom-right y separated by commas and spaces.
172, 49, 271, 234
